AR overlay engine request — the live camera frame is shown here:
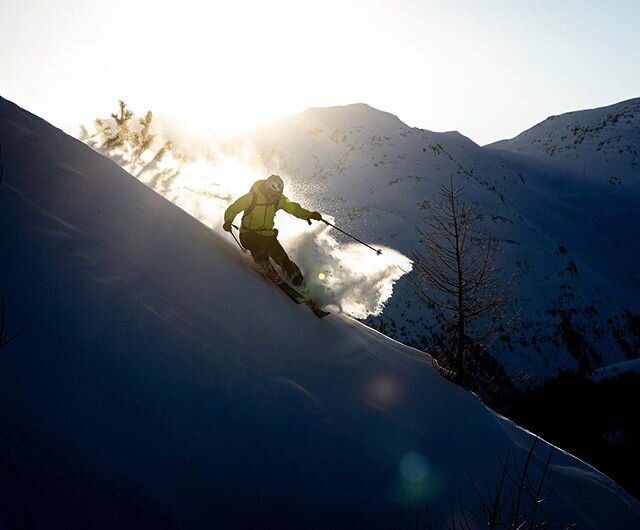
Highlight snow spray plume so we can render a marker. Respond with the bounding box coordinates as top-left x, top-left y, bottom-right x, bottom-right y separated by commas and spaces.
83, 115, 413, 319
278, 217, 412, 318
